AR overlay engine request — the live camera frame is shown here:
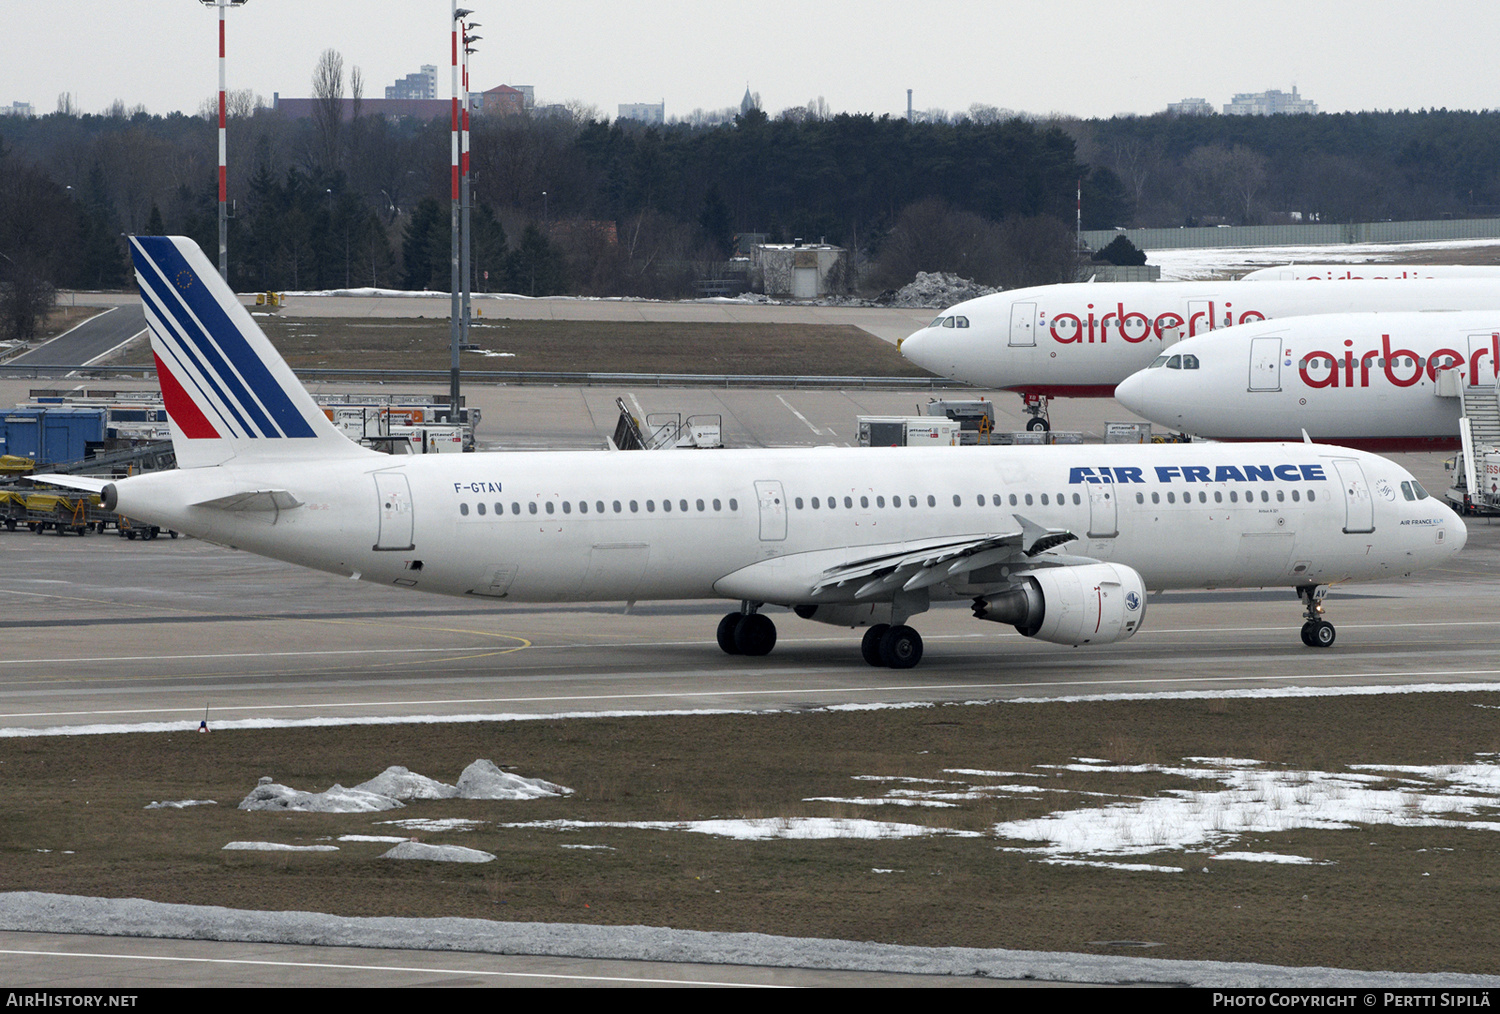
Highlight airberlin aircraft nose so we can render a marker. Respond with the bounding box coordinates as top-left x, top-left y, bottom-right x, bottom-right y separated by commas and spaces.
1114, 370, 1149, 416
